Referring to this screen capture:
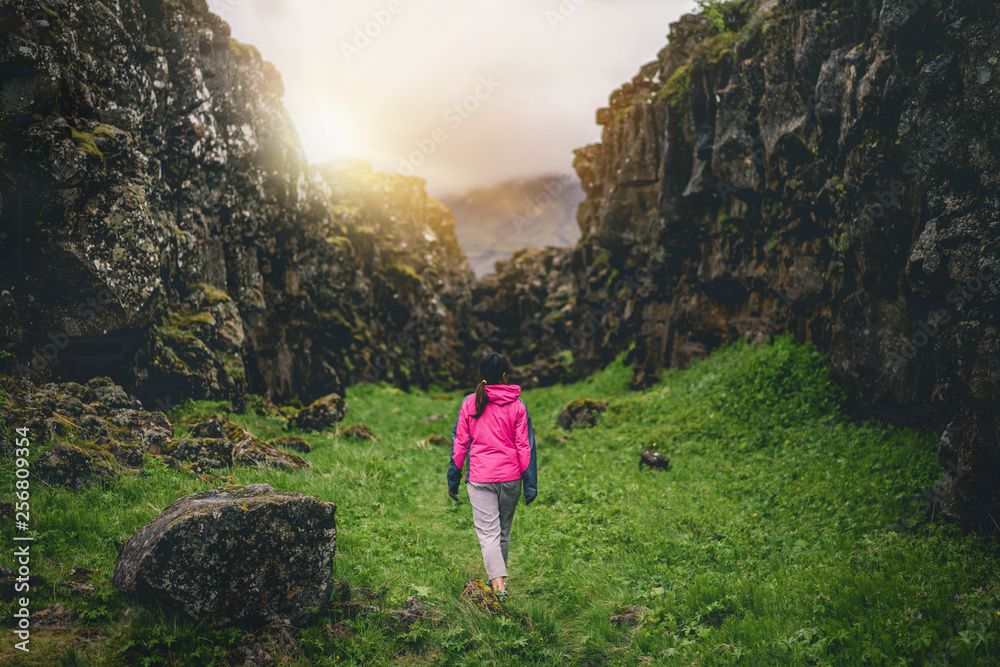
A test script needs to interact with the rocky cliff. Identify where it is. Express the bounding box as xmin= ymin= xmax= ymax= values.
xmin=474 ymin=0 xmax=1000 ymax=533
xmin=0 ymin=0 xmax=476 ymax=409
